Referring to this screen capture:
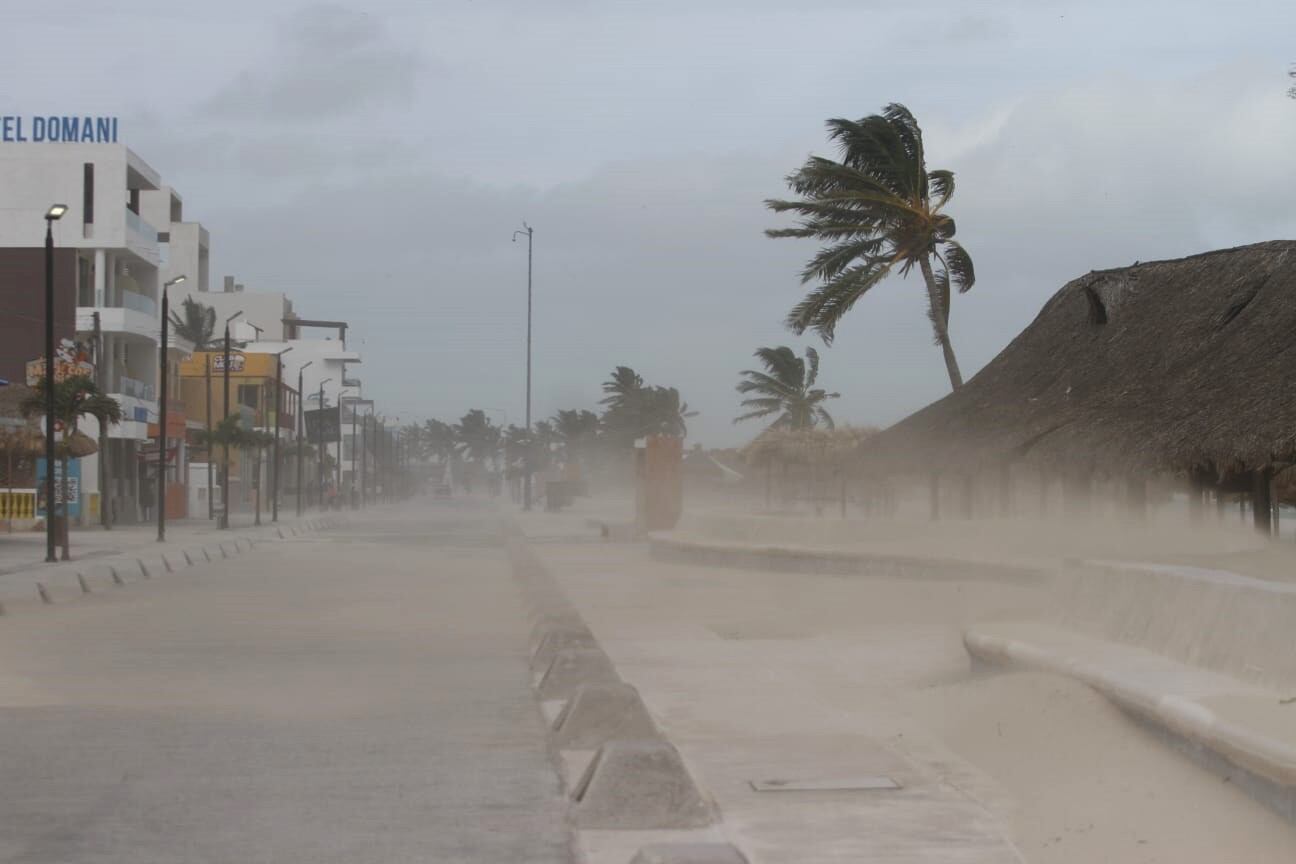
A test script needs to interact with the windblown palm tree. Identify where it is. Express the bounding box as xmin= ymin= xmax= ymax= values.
xmin=641 ymin=386 xmax=697 ymax=438
xmin=421 ymin=419 xmax=457 ymax=463
xmin=735 ymin=346 xmax=839 ymax=430
xmin=552 ymin=409 xmax=600 ymax=464
xmin=766 ymin=103 xmax=976 ymax=389
xmin=168 ymin=296 xmax=217 ymax=348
